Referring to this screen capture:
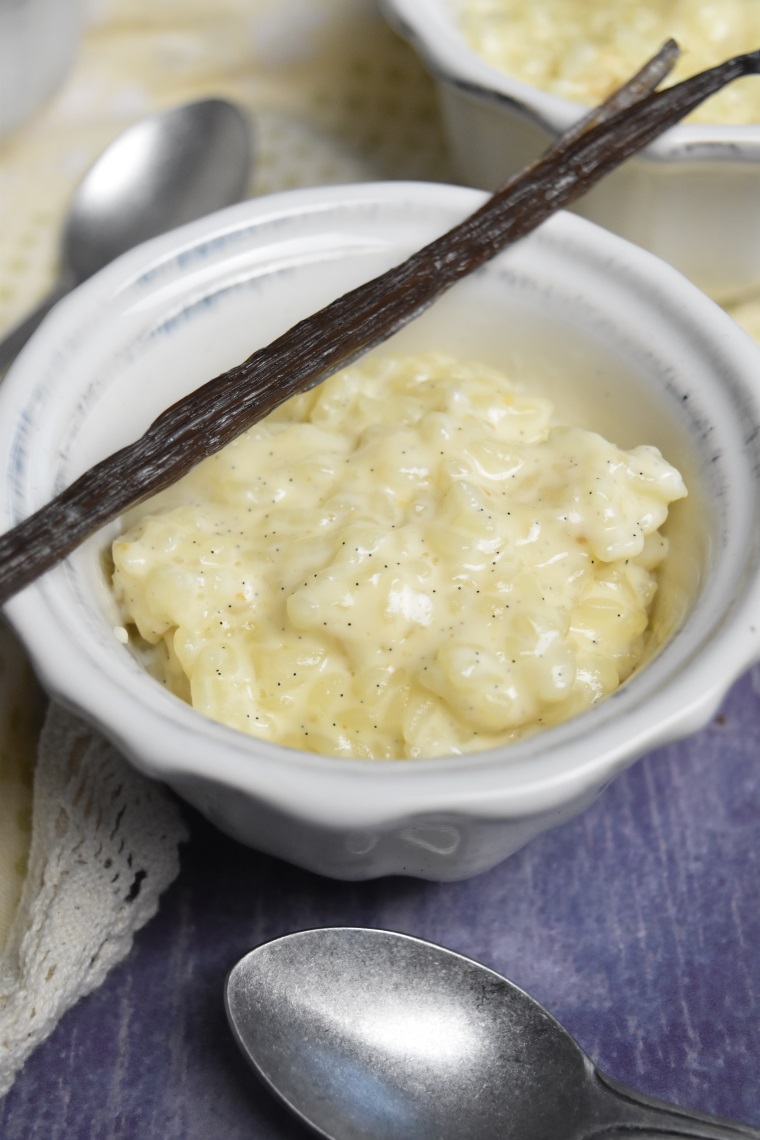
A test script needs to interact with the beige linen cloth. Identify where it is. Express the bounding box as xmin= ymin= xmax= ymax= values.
xmin=0 ymin=0 xmax=758 ymax=1097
